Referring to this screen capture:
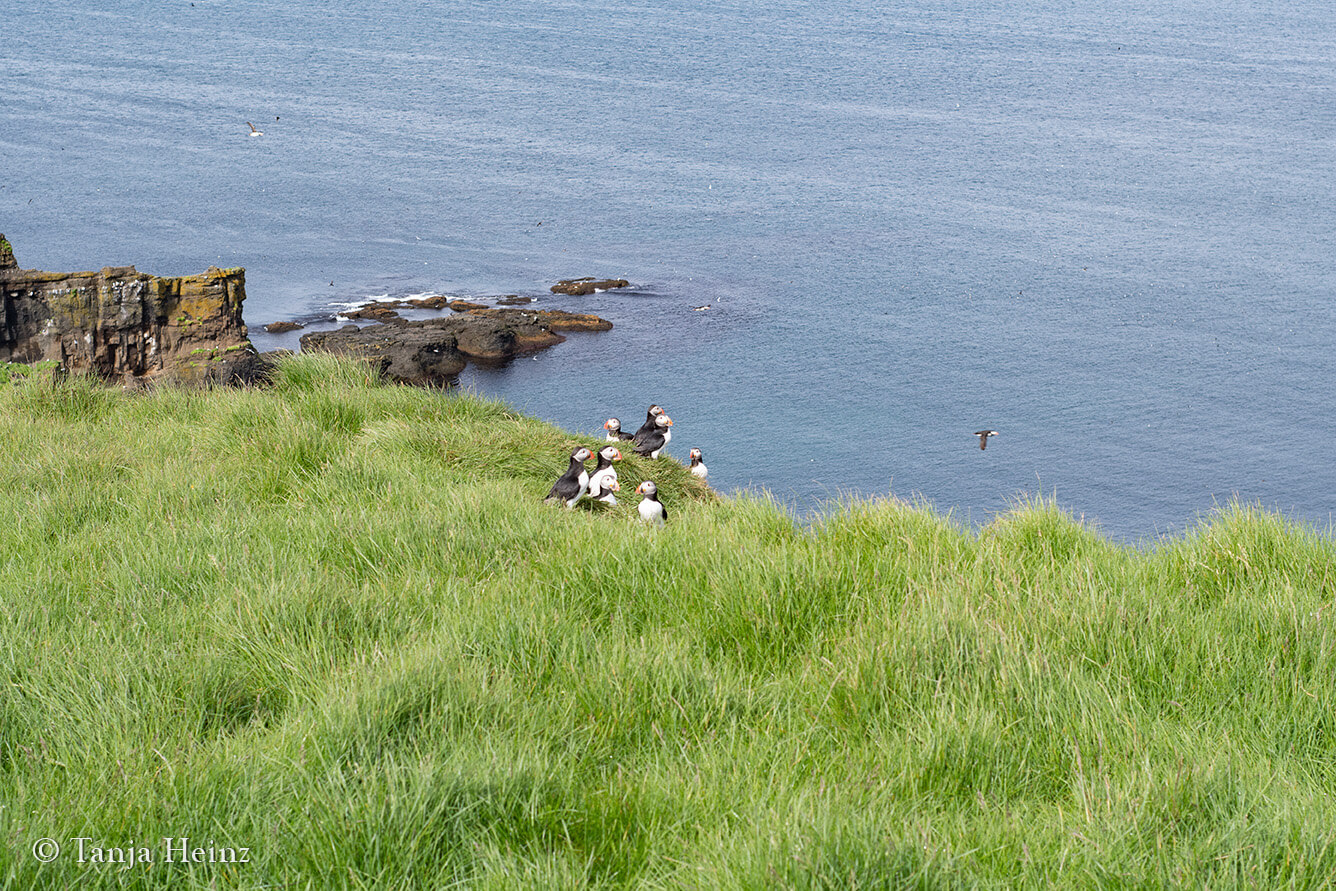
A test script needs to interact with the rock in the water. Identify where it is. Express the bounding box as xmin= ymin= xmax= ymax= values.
xmin=264 ymin=320 xmax=305 ymax=333
xmin=404 ymin=294 xmax=453 ymax=309
xmin=0 ymin=236 xmax=257 ymax=385
xmin=495 ymin=295 xmax=533 ymax=305
xmin=550 ymin=277 xmax=630 ymax=296
xmin=339 ymin=303 xmax=404 ymax=322
xmin=466 ymin=307 xmax=613 ymax=333
xmin=447 ymin=299 xmax=487 ymax=312
xmin=298 ymin=307 xmax=613 ymax=385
